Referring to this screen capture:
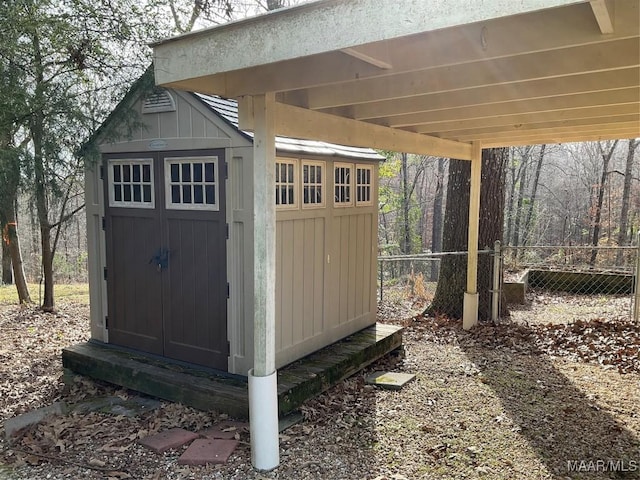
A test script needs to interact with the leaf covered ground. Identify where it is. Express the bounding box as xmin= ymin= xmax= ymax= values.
xmin=1 ymin=295 xmax=639 ymax=479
